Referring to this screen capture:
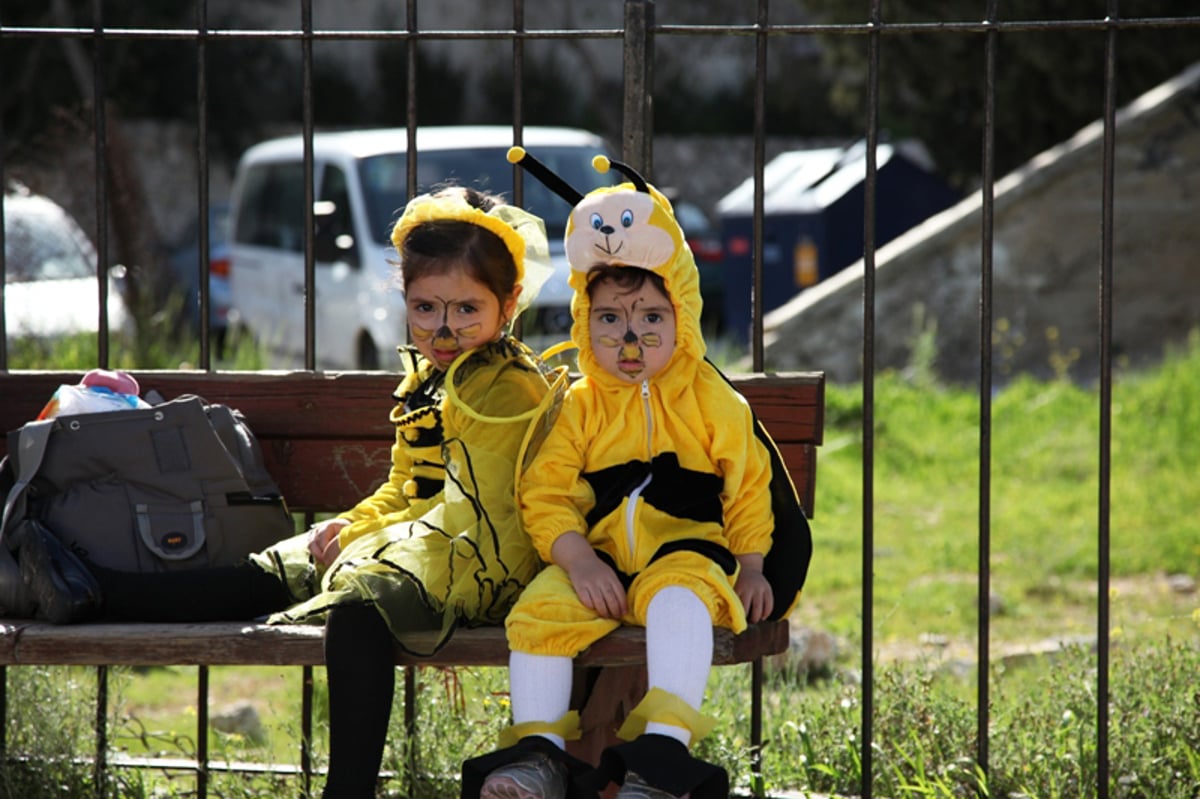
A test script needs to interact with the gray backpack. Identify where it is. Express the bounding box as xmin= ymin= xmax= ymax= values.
xmin=0 ymin=395 xmax=295 ymax=617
